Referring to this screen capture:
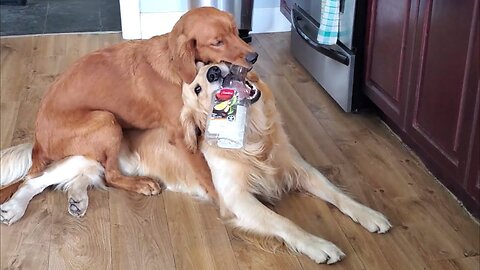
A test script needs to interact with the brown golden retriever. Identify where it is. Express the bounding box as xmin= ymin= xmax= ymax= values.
xmin=1 ymin=64 xmax=391 ymax=264
xmin=0 ymin=7 xmax=257 ymax=203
